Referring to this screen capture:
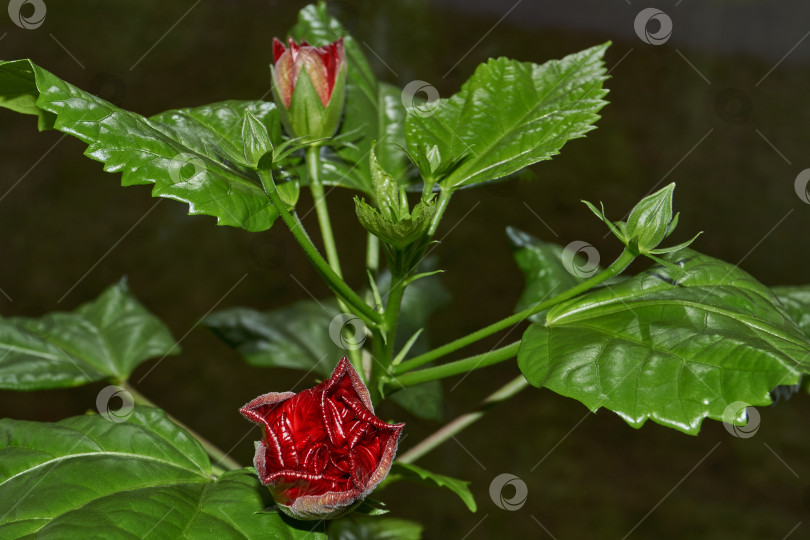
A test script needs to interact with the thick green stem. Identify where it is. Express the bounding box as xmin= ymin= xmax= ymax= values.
xmin=389 ymin=342 xmax=519 ymax=389
xmin=427 ymin=188 xmax=452 ymax=237
xmin=368 ymin=278 xmax=406 ymax=400
xmin=398 ymin=375 xmax=528 ymax=464
xmin=393 ymin=248 xmax=636 ymax=374
xmin=257 ymin=169 xmax=382 ymax=326
xmin=306 ymin=145 xmax=343 ymax=277
xmin=125 ymin=383 xmax=243 ymax=473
